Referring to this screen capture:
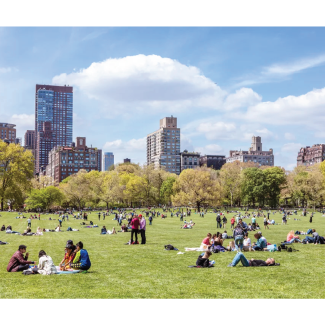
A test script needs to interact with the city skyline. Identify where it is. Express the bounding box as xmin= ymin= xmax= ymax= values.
xmin=1 ymin=28 xmax=325 ymax=169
